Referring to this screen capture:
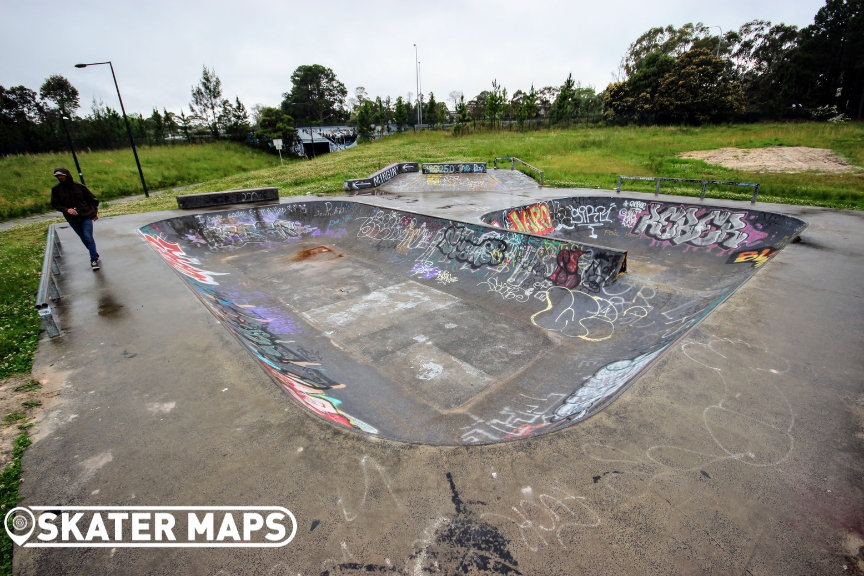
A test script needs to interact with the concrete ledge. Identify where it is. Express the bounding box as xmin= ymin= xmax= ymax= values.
xmin=344 ymin=162 xmax=419 ymax=192
xmin=176 ymin=187 xmax=279 ymax=209
xmin=422 ymin=162 xmax=486 ymax=174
